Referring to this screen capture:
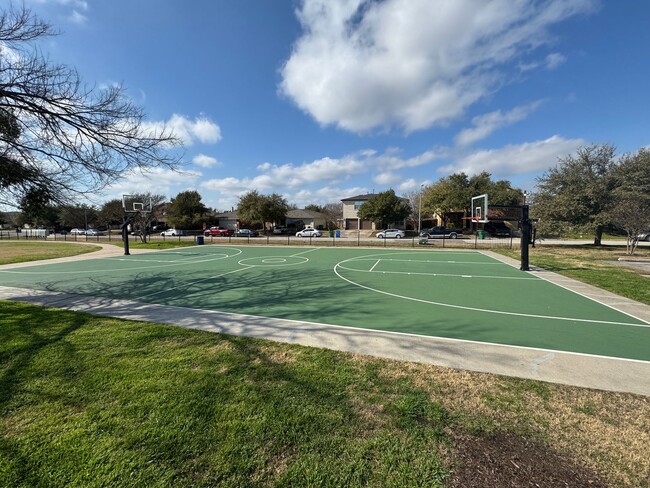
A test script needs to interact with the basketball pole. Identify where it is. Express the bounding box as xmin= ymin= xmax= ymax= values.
xmin=520 ymin=205 xmax=530 ymax=271
xmin=120 ymin=211 xmax=139 ymax=256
